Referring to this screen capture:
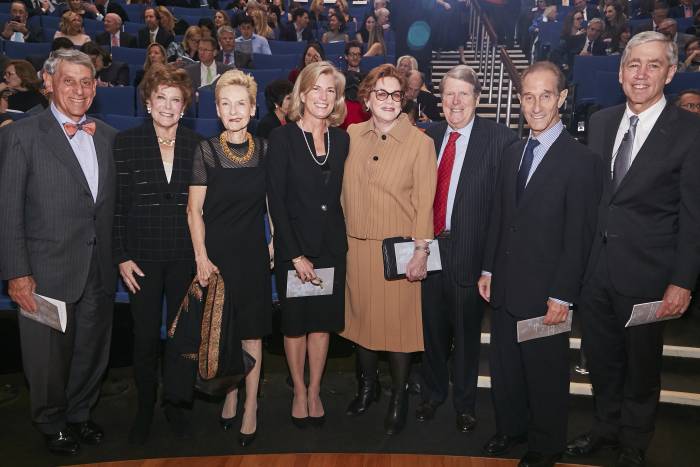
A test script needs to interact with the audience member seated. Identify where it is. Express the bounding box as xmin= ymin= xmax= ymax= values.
xmin=168 ymin=25 xmax=201 ymax=65
xmin=280 ymin=7 xmax=313 ymax=42
xmin=658 ymin=18 xmax=694 ymax=52
xmin=54 ymin=11 xmax=91 ymax=46
xmin=671 ymin=0 xmax=698 ymax=19
xmin=637 ymin=2 xmax=670 ymax=33
xmin=562 ymin=10 xmax=586 ymax=43
xmin=57 ymin=0 xmax=98 ymax=21
xmin=309 ymin=0 xmax=327 ymax=30
xmin=612 ymin=23 xmax=632 ymax=53
xmin=27 ymin=36 xmax=73 ymax=71
xmin=1 ymin=1 xmax=43 ymax=43
xmin=574 ymin=0 xmax=601 ymax=22
xmin=344 ymin=40 xmax=363 ymax=76
xmin=518 ymin=0 xmax=547 ymax=61
xmin=375 ymin=6 xmax=390 ymax=31
xmin=356 ymin=14 xmax=376 ymax=44
xmin=158 ymin=6 xmax=188 ymax=38
xmin=288 ymin=41 xmax=324 ymax=83
xmin=401 ymin=99 xmax=420 ymax=126
xmin=689 ymin=9 xmax=700 ymax=35
xmin=597 ymin=0 xmax=628 ymax=17
xmin=249 ymin=9 xmax=275 ymax=41
xmin=565 ymin=17 xmax=607 ymax=69
xmin=218 ymin=25 xmax=251 ymax=68
xmin=0 ymin=89 xmax=15 ymax=127
xmin=82 ymin=42 xmax=130 ymax=87
xmin=198 ymin=17 xmax=216 ymax=40
xmin=396 ymin=54 xmax=419 ymax=77
xmin=138 ymin=7 xmax=175 ymax=49
xmin=680 ymin=38 xmax=700 ymax=71
xmin=135 ymin=43 xmax=168 ymax=87
xmin=364 ymin=22 xmax=386 ymax=57
xmin=236 ymin=17 xmax=271 ymax=56
xmin=0 ymin=59 xmax=47 ymax=112
xmin=22 ymin=0 xmax=57 ymax=17
xmin=257 ymin=78 xmax=292 ymax=138
xmin=602 ymin=1 xmax=628 ymax=51
xmin=214 ymin=9 xmax=231 ymax=30
xmin=322 ymin=13 xmax=349 ymax=44
xmin=405 ymin=69 xmax=442 ymax=122
xmin=96 ymin=13 xmax=138 ymax=49
xmin=184 ymin=37 xmax=232 ymax=89
xmin=675 ymin=88 xmax=700 ymax=114
xmin=94 ymin=0 xmax=129 ymax=23
xmin=529 ymin=5 xmax=557 ymax=36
